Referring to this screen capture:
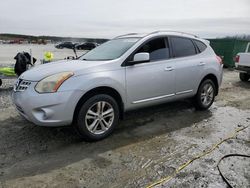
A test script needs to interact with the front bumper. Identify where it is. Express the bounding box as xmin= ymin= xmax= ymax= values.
xmin=12 ymin=82 xmax=83 ymax=127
